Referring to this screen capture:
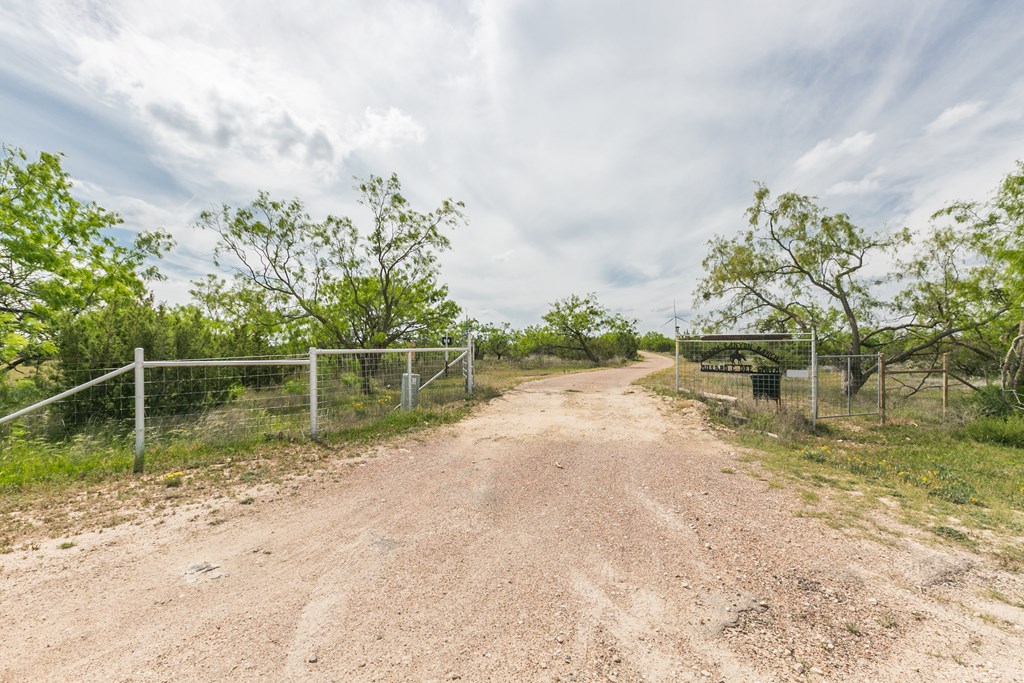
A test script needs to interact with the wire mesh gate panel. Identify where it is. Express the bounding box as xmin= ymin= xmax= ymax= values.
xmin=142 ymin=356 xmax=312 ymax=449
xmin=815 ymin=354 xmax=881 ymax=420
xmin=0 ymin=345 xmax=473 ymax=473
xmin=677 ymin=334 xmax=813 ymax=414
xmin=314 ymin=348 xmax=471 ymax=436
